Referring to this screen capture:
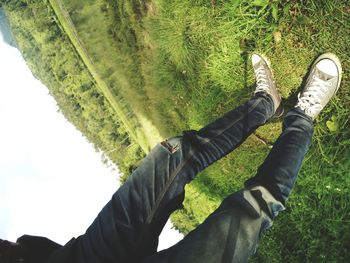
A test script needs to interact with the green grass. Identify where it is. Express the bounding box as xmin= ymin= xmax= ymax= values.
xmin=3 ymin=0 xmax=350 ymax=261
xmin=49 ymin=0 xmax=152 ymax=153
xmin=142 ymin=1 xmax=350 ymax=261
